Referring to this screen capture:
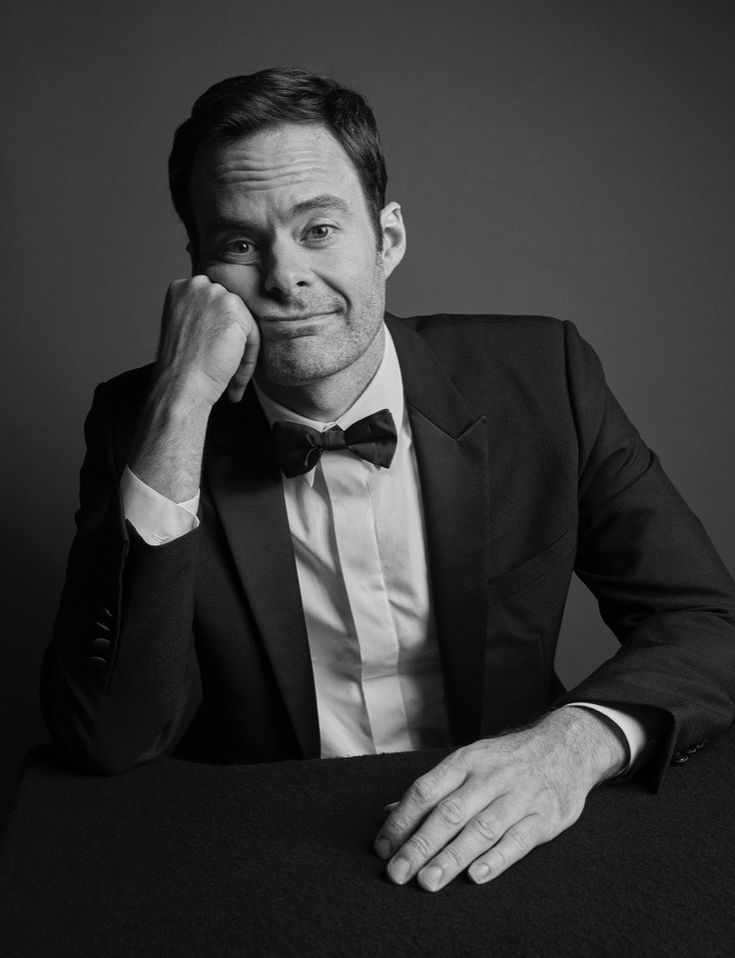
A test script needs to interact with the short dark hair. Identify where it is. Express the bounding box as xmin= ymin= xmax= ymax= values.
xmin=168 ymin=67 xmax=388 ymax=253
